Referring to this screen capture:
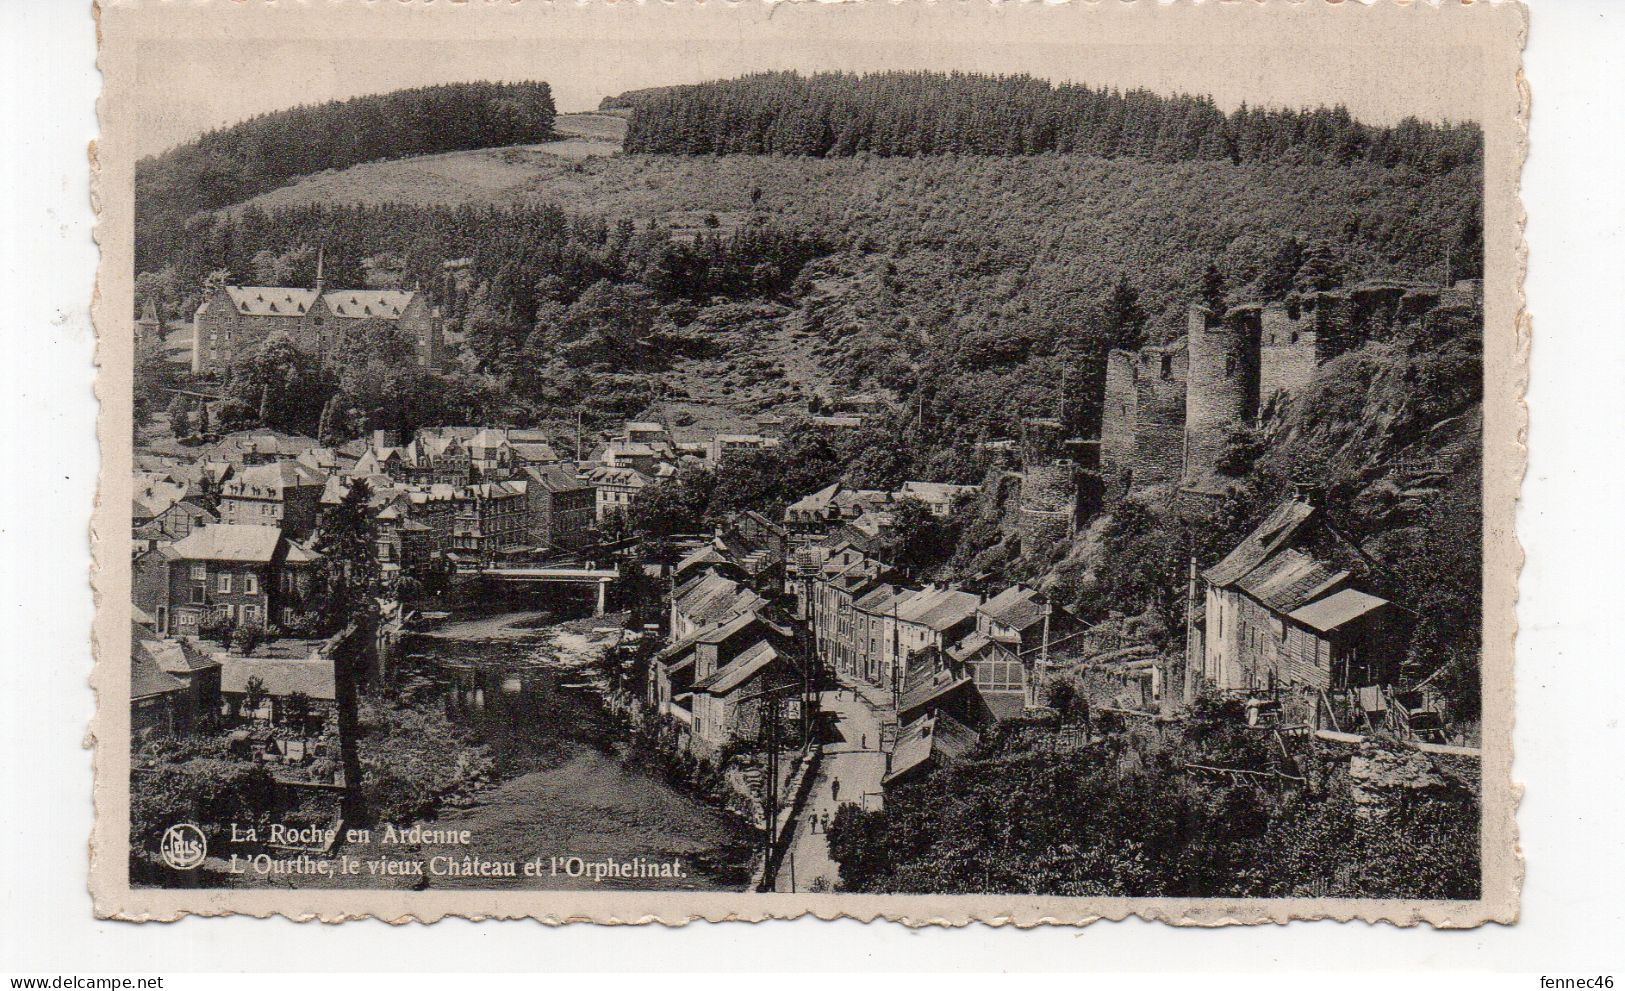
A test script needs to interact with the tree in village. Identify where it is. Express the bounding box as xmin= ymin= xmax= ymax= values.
xmin=887 ymin=497 xmax=960 ymax=579
xmin=313 ymin=478 xmax=382 ymax=633
xmin=226 ymin=331 xmax=334 ymax=436
xmin=166 ymin=394 xmax=193 ymax=438
xmin=242 ymin=676 xmax=269 ymax=722
xmin=312 ymin=478 xmax=382 ymax=821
